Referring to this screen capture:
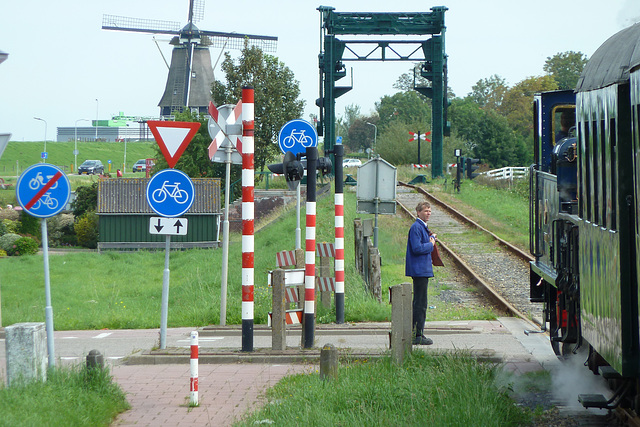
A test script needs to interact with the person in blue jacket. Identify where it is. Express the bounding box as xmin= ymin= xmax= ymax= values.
xmin=405 ymin=201 xmax=436 ymax=345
